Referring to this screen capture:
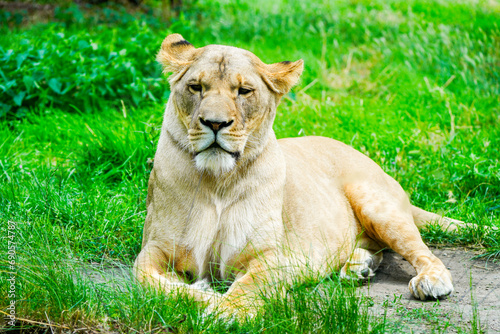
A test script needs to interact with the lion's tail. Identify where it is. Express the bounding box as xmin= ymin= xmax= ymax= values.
xmin=411 ymin=205 xmax=465 ymax=232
